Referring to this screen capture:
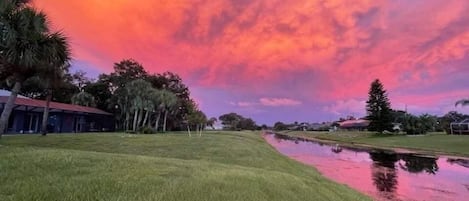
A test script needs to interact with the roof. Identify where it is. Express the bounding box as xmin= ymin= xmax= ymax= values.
xmin=0 ymin=96 xmax=112 ymax=115
xmin=339 ymin=119 xmax=370 ymax=128
xmin=0 ymin=89 xmax=30 ymax=99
